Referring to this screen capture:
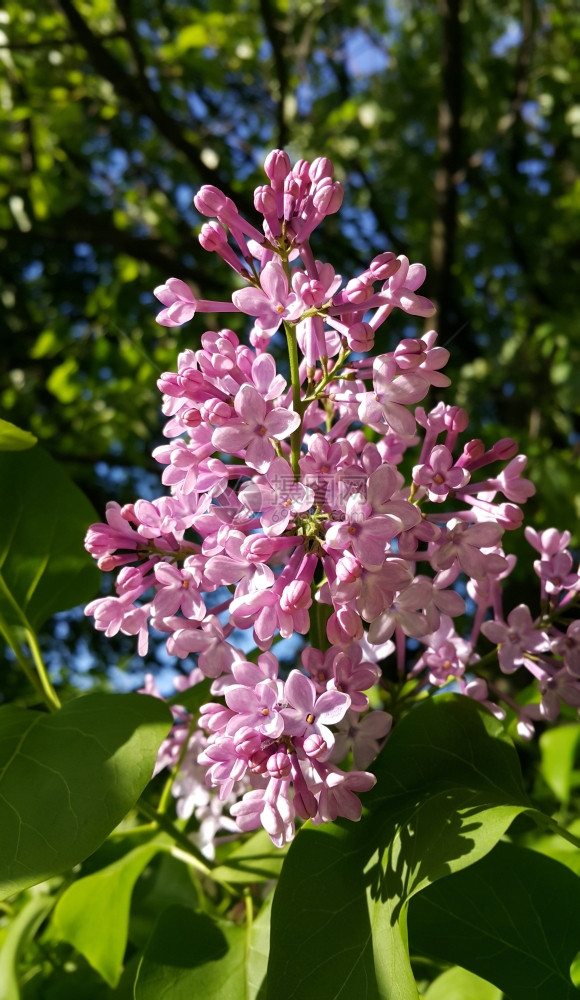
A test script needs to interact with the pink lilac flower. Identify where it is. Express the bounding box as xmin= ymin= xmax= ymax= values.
xmin=232 ymin=260 xmax=304 ymax=337
xmin=534 ymin=551 xmax=579 ymax=597
xmin=417 ymin=616 xmax=474 ymax=686
xmin=413 ymin=445 xmax=470 ymax=501
xmin=481 ymin=604 xmax=549 ymax=673
xmin=430 ymin=520 xmax=508 ymax=580
xmin=85 ymin=147 xmax=575 ymax=838
xmin=331 ymin=709 xmax=392 ymax=768
xmin=552 ymin=622 xmax=580 ymax=676
xmin=324 ymin=493 xmax=406 ymax=570
xmin=367 ymin=578 xmax=433 ymax=643
xmin=314 ymin=769 xmax=377 ymax=824
xmin=359 ymin=355 xmax=428 ymax=437
xmin=525 ymin=526 xmax=571 ymax=559
xmin=224 ymin=679 xmax=284 ymax=738
xmin=281 ymin=670 xmax=351 ymax=757
xmin=212 ymin=384 xmax=300 ymax=473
